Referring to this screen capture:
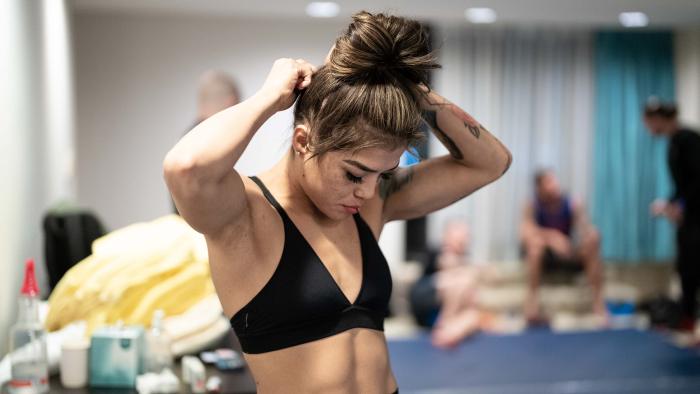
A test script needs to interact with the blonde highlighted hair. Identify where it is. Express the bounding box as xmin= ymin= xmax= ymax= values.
xmin=294 ymin=11 xmax=440 ymax=157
